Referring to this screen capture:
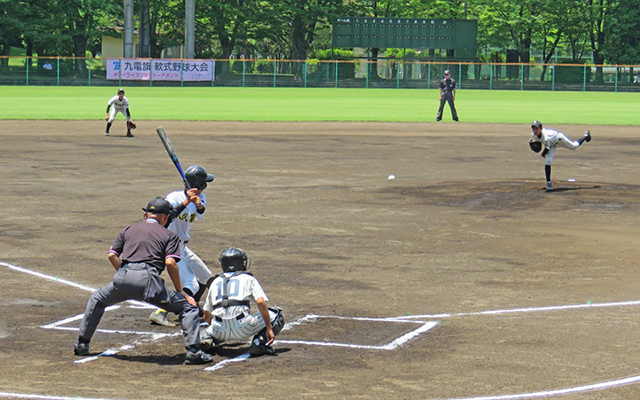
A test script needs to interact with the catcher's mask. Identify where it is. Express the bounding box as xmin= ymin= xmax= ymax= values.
xmin=185 ymin=165 xmax=214 ymax=190
xmin=219 ymin=247 xmax=250 ymax=272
